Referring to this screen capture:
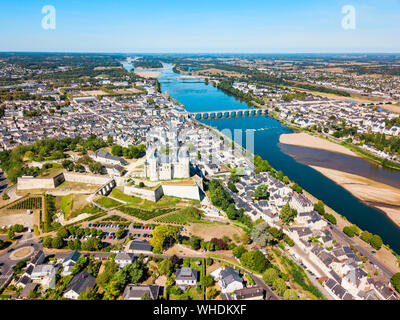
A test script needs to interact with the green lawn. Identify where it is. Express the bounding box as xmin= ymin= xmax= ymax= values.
xmin=95 ymin=196 xmax=122 ymax=208
xmin=59 ymin=194 xmax=73 ymax=216
xmin=69 ymin=204 xmax=102 ymax=219
xmin=111 ymin=188 xmax=143 ymax=204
